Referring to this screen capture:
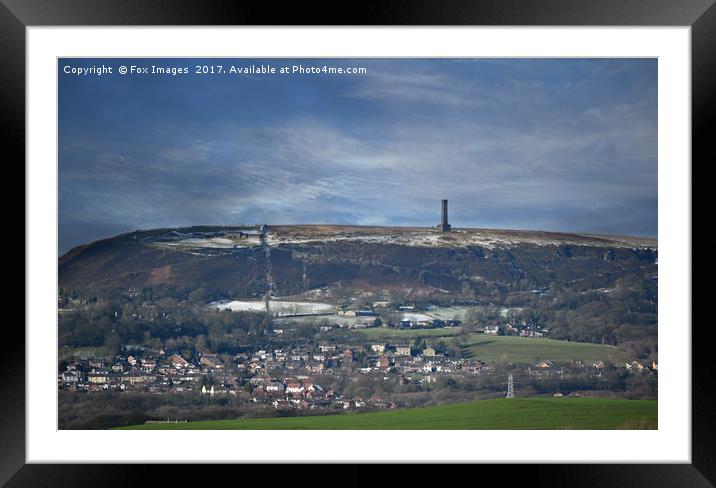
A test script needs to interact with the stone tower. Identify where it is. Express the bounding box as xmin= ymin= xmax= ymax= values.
xmin=437 ymin=199 xmax=451 ymax=232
